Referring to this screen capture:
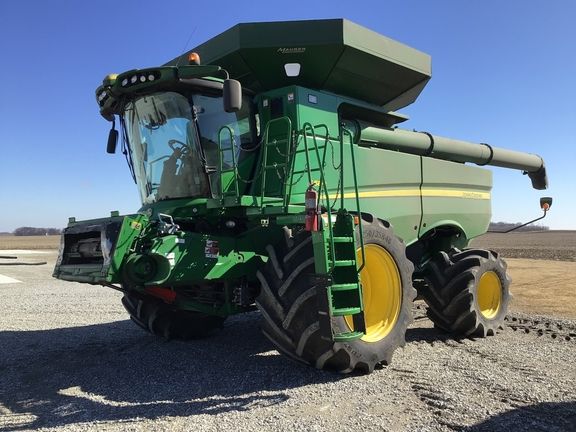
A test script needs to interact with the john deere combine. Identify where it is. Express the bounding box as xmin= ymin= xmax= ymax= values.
xmin=54 ymin=19 xmax=549 ymax=373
